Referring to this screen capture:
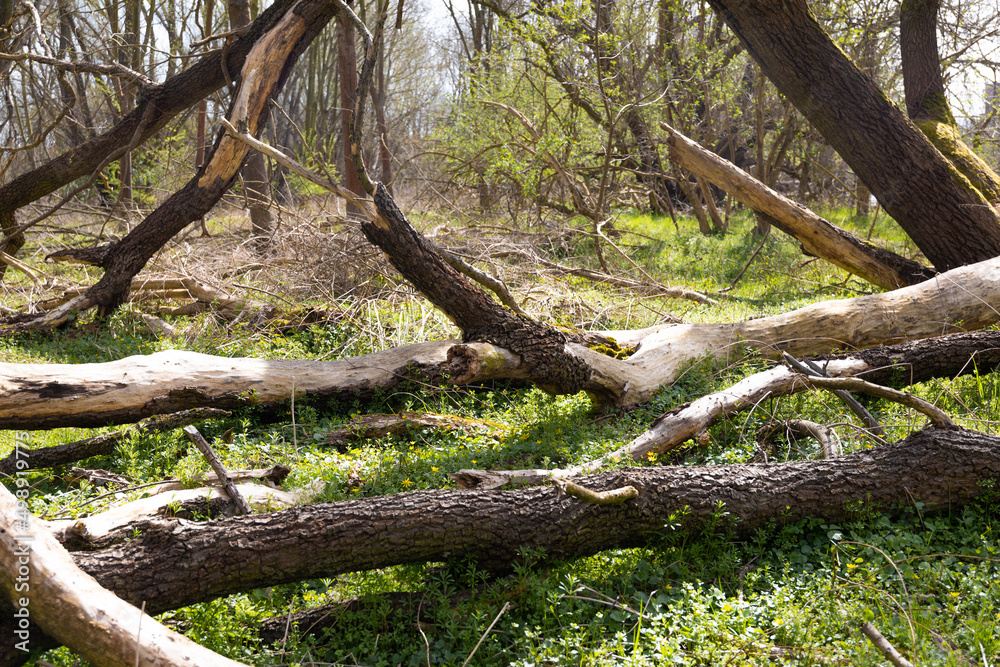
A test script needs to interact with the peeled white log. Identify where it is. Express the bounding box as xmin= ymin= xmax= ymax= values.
xmin=47 ymin=482 xmax=324 ymax=546
xmin=0 ymin=483 xmax=250 ymax=667
xmin=1 ymin=257 xmax=999 ymax=428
